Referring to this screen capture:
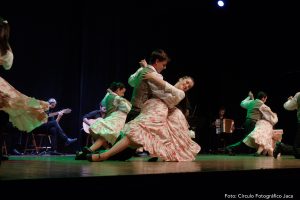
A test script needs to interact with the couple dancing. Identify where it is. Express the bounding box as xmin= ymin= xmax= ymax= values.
xmin=77 ymin=49 xmax=201 ymax=162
